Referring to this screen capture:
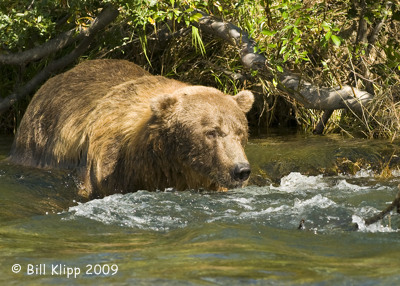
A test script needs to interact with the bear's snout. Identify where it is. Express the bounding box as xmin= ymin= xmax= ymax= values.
xmin=232 ymin=162 xmax=251 ymax=182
